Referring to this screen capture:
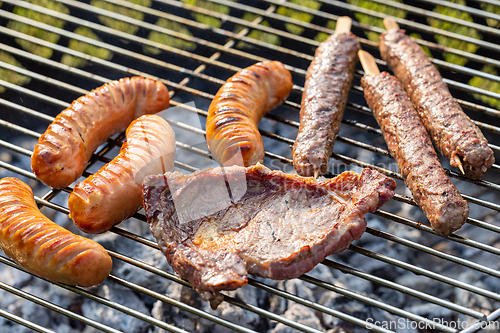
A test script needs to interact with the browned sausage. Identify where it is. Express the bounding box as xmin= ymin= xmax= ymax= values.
xmin=31 ymin=77 xmax=170 ymax=189
xmin=206 ymin=61 xmax=293 ymax=167
xmin=379 ymin=28 xmax=494 ymax=179
xmin=0 ymin=177 xmax=112 ymax=286
xmin=68 ymin=114 xmax=176 ymax=234
xmin=360 ymin=57 xmax=469 ymax=236
xmin=292 ymin=23 xmax=360 ymax=177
